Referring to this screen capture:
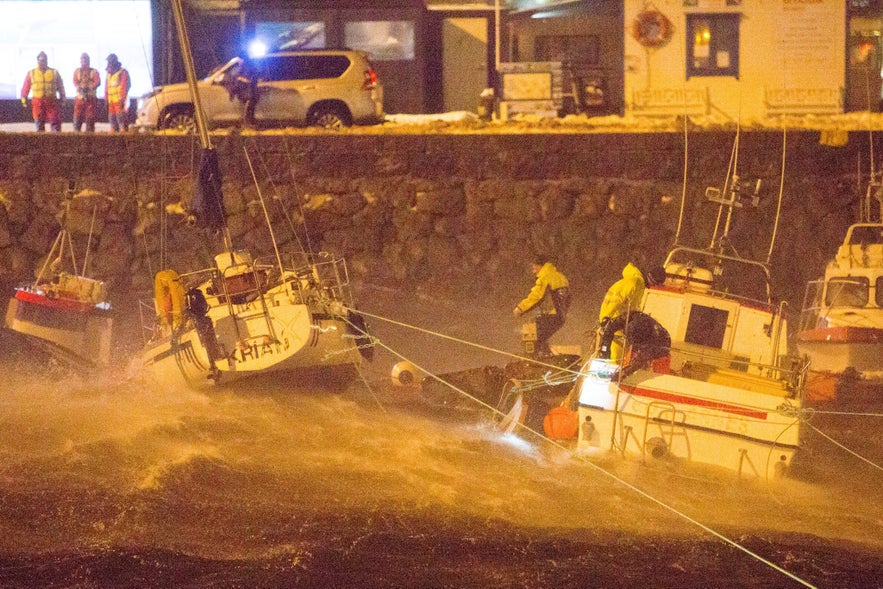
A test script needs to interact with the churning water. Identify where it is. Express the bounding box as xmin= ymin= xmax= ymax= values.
xmin=0 ymin=332 xmax=881 ymax=587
